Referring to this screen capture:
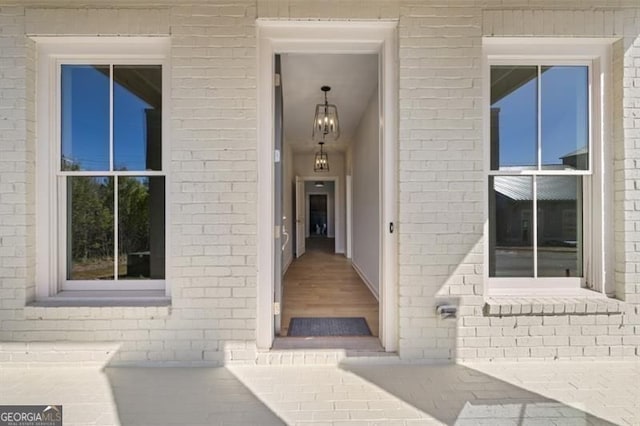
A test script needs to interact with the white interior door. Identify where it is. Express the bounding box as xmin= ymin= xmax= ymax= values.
xmin=295 ymin=176 xmax=306 ymax=257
